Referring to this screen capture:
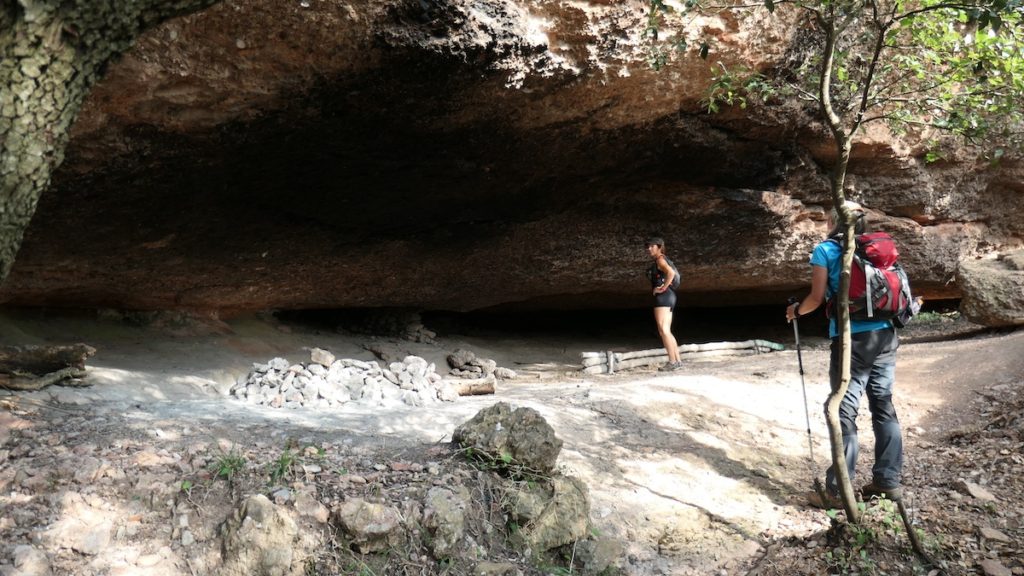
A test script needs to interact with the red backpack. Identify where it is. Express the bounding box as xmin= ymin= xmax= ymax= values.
xmin=827 ymin=232 xmax=915 ymax=326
